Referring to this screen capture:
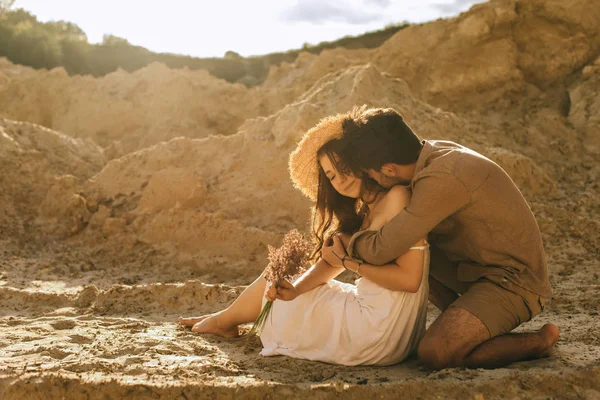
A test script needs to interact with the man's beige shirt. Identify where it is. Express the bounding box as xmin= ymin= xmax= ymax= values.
xmin=348 ymin=140 xmax=552 ymax=298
